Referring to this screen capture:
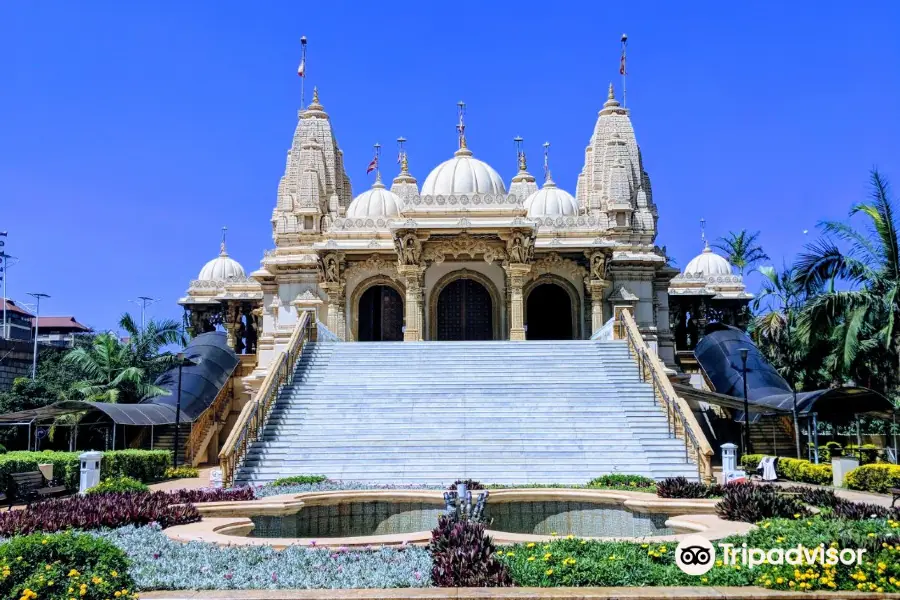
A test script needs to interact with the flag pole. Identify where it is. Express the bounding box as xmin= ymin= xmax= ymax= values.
xmin=299 ymin=36 xmax=308 ymax=108
xmin=620 ymin=33 xmax=628 ymax=107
